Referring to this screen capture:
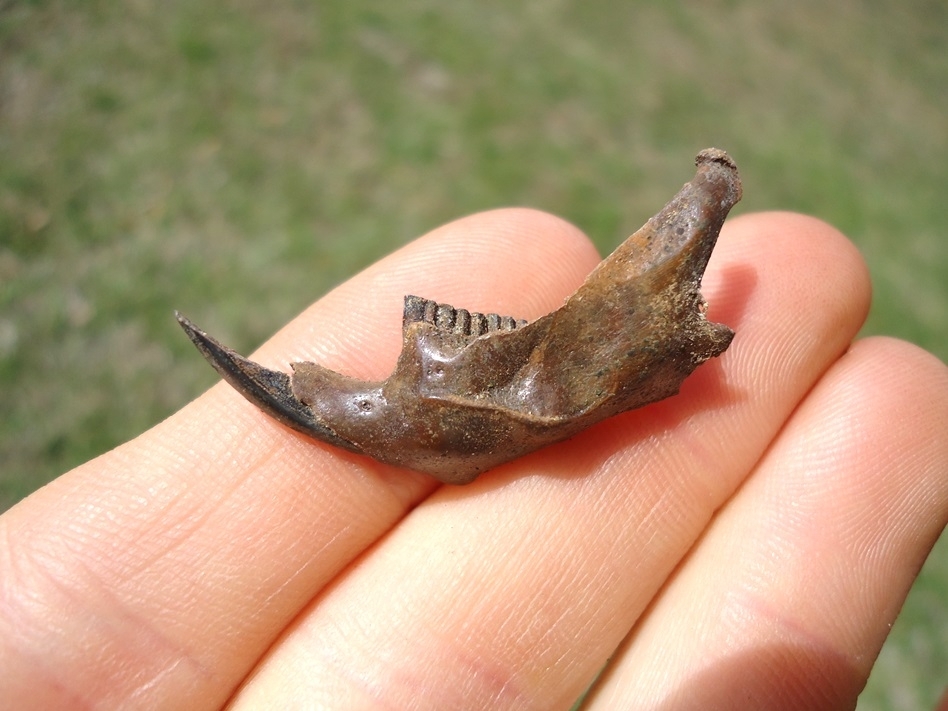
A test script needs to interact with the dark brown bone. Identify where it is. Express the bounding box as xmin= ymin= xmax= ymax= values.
xmin=177 ymin=148 xmax=740 ymax=484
